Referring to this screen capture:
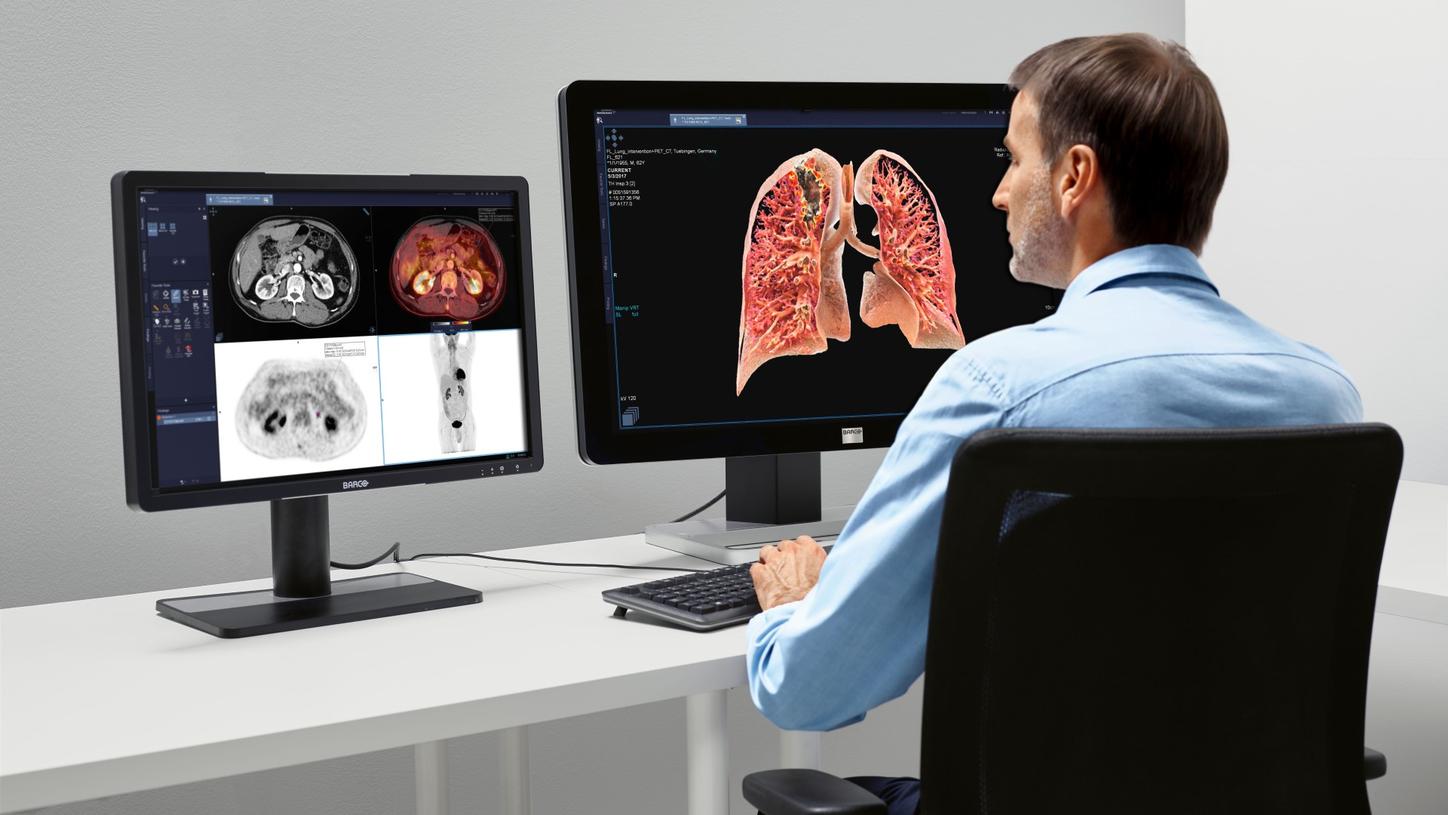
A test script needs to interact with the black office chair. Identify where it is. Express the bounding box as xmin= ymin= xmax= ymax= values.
xmin=745 ymin=424 xmax=1401 ymax=815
